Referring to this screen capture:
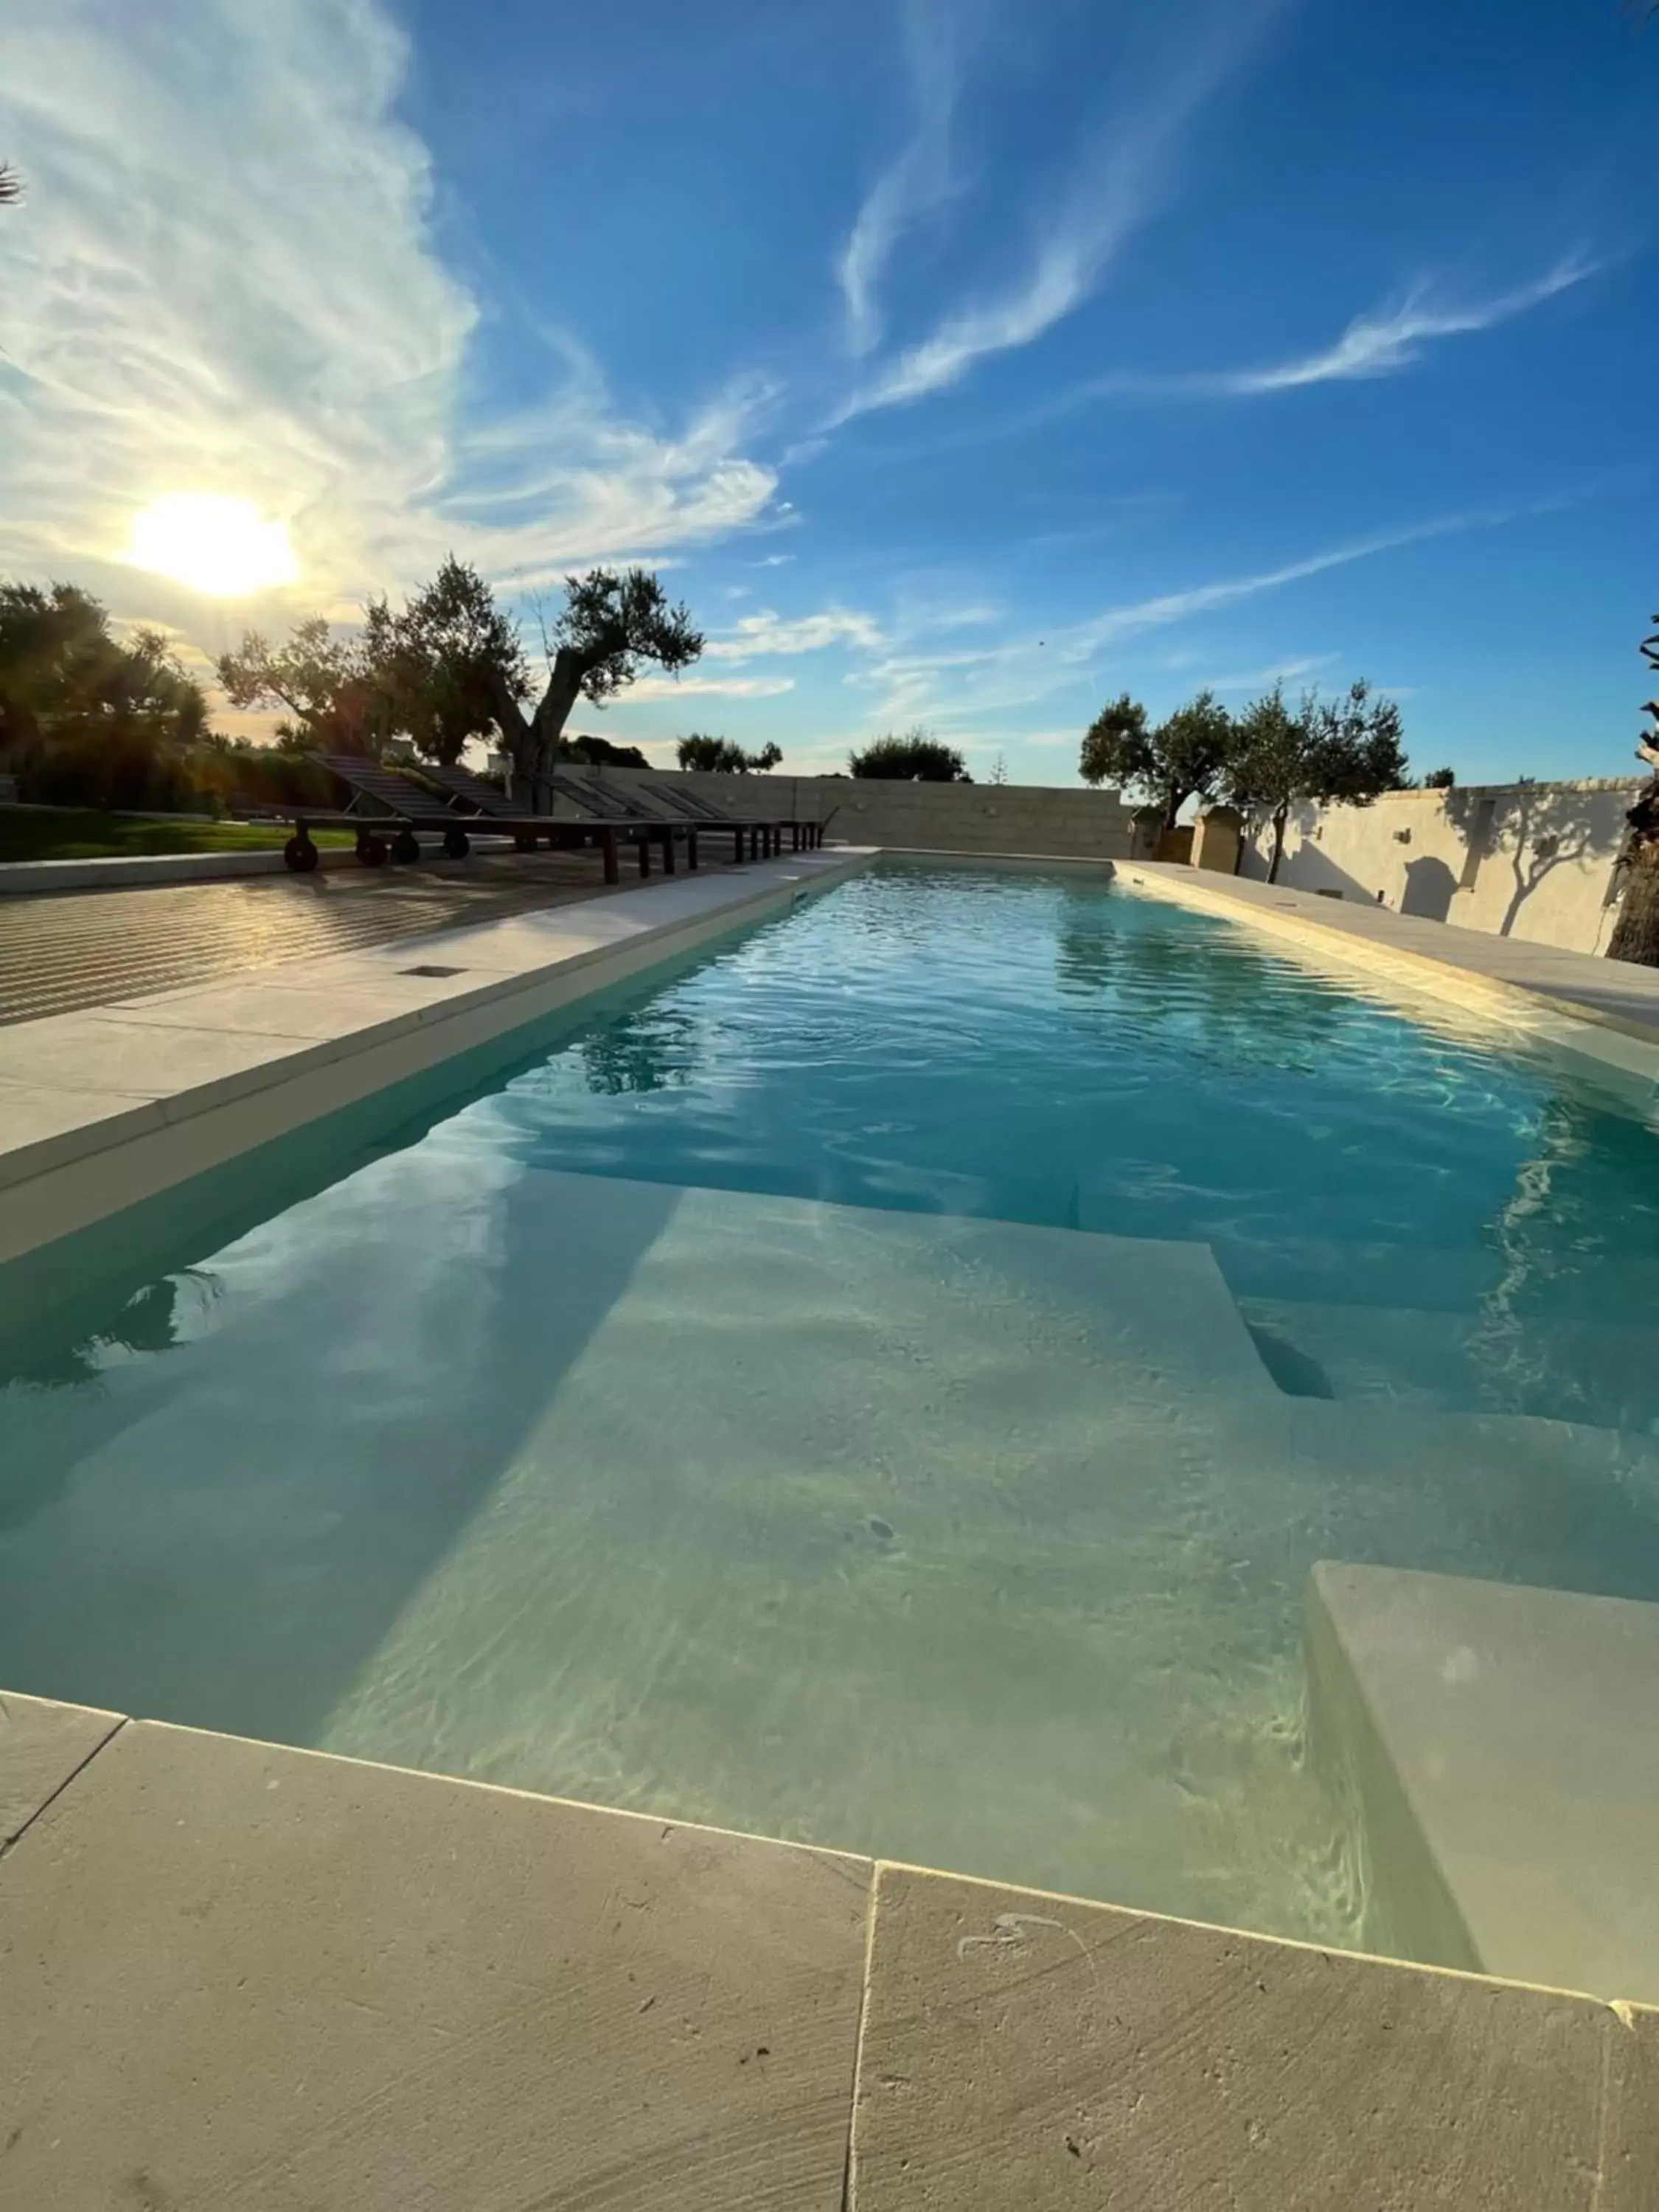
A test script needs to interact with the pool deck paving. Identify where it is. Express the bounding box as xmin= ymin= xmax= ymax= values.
xmin=1 ymin=1688 xmax=1654 ymax=2209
